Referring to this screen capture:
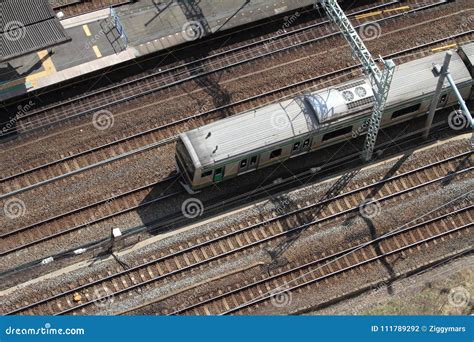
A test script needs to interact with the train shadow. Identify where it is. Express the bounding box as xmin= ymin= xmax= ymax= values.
xmin=440 ymin=153 xmax=472 ymax=186
xmin=134 ymin=131 xmax=371 ymax=245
